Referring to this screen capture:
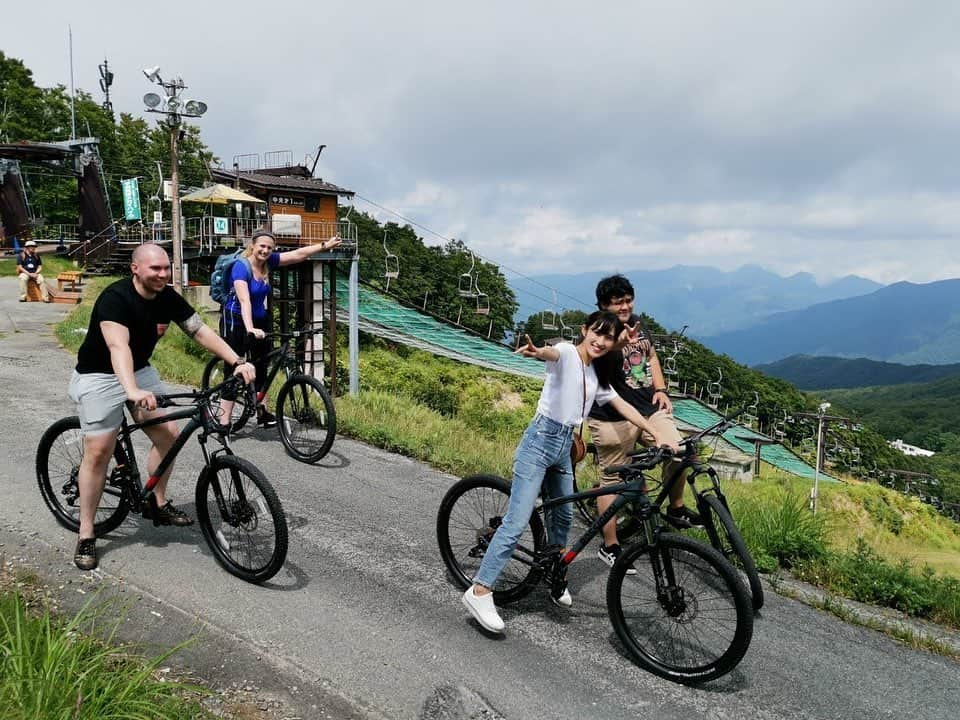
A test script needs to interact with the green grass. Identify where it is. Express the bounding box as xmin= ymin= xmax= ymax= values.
xmin=0 ymin=590 xmax=211 ymax=719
